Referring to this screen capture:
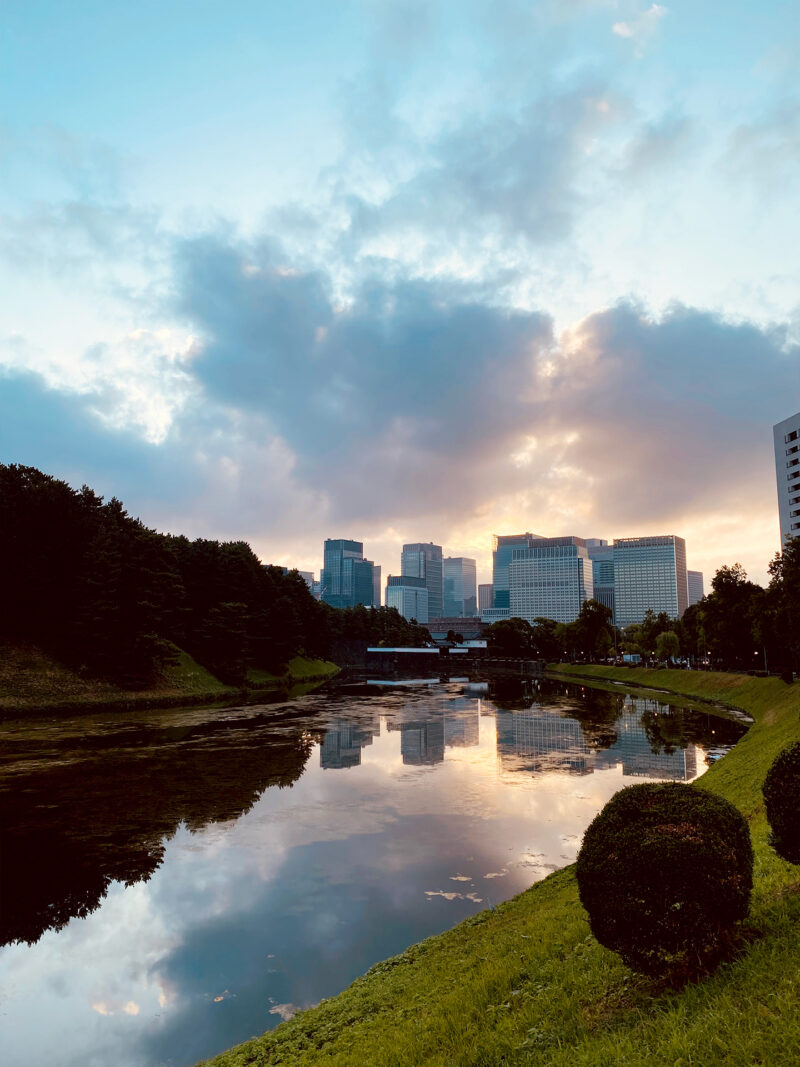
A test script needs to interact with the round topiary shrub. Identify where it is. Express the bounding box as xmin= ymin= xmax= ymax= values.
xmin=763 ymin=741 xmax=800 ymax=864
xmin=576 ymin=782 xmax=753 ymax=977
